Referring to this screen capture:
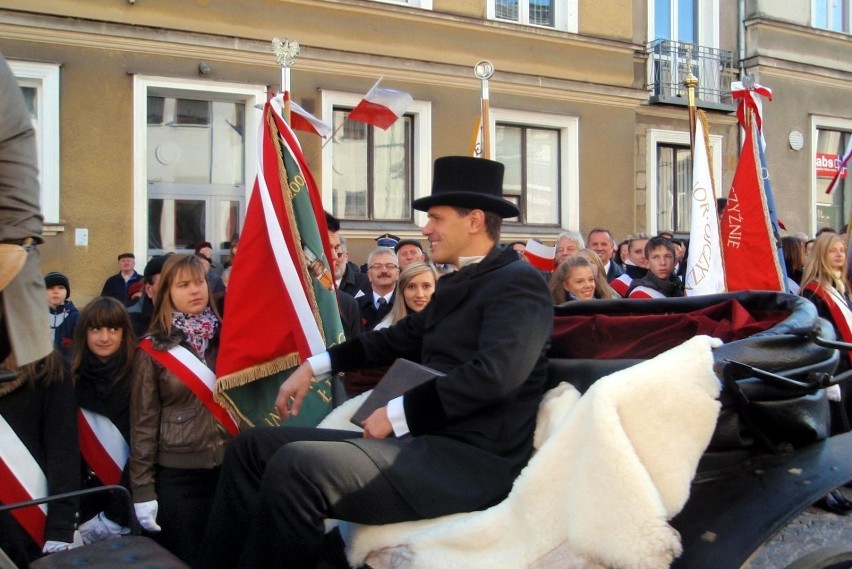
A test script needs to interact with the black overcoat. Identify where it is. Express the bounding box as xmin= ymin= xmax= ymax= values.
xmin=328 ymin=245 xmax=552 ymax=517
